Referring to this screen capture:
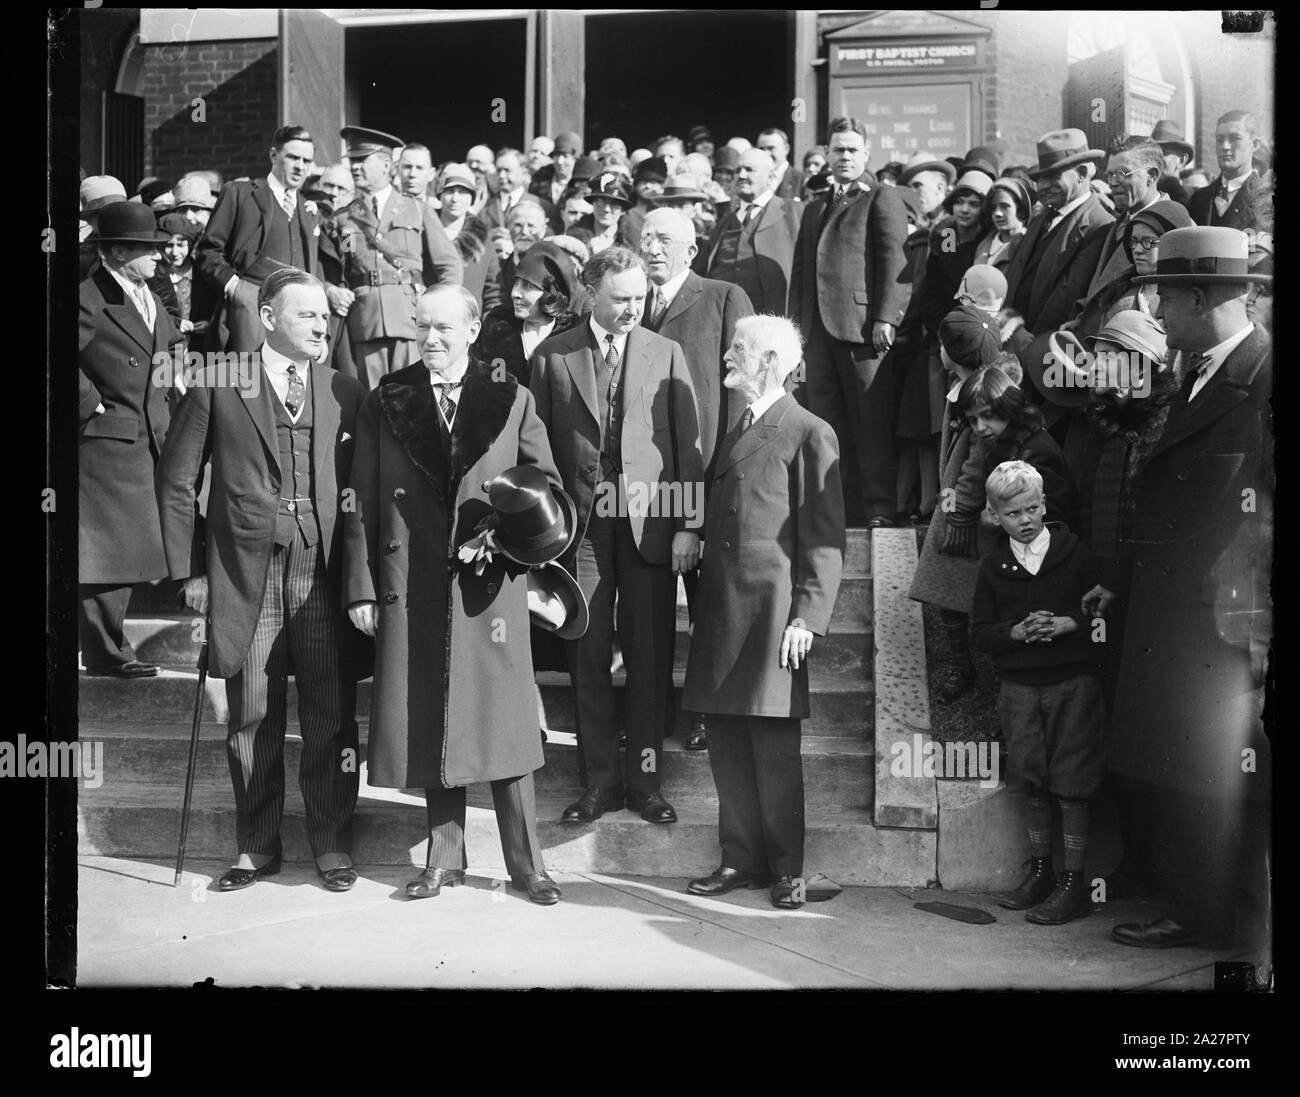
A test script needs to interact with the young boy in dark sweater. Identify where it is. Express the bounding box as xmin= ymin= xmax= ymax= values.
xmin=970 ymin=460 xmax=1105 ymax=925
